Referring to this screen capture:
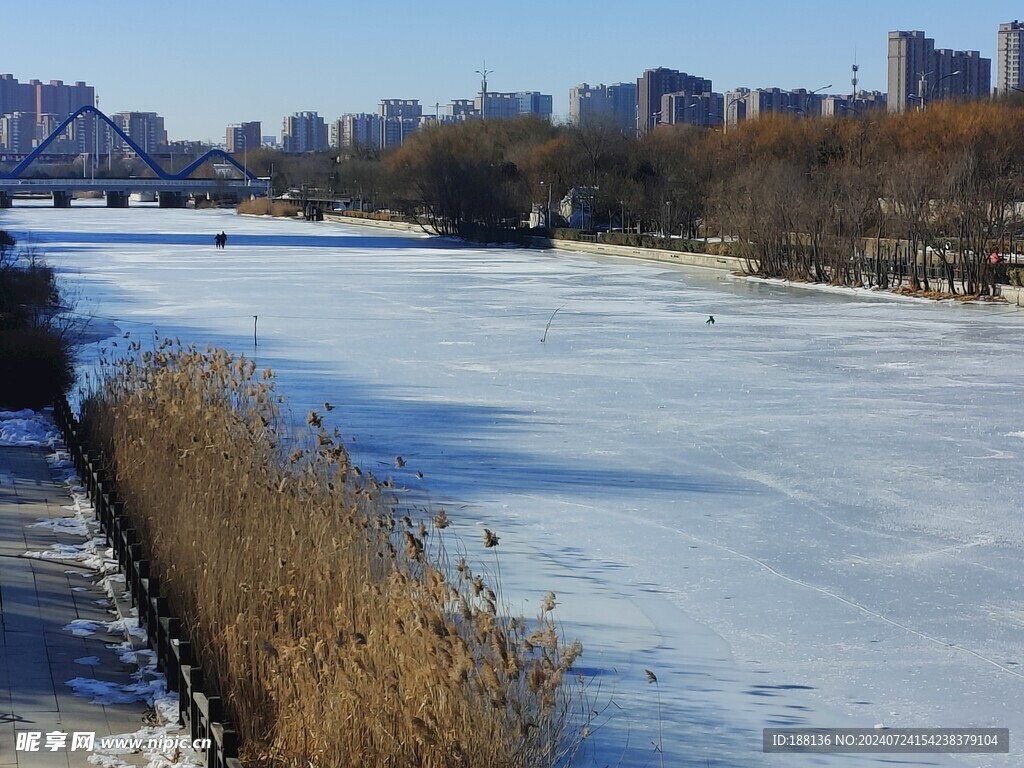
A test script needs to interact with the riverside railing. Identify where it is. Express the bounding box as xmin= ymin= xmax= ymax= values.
xmin=53 ymin=396 xmax=243 ymax=768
